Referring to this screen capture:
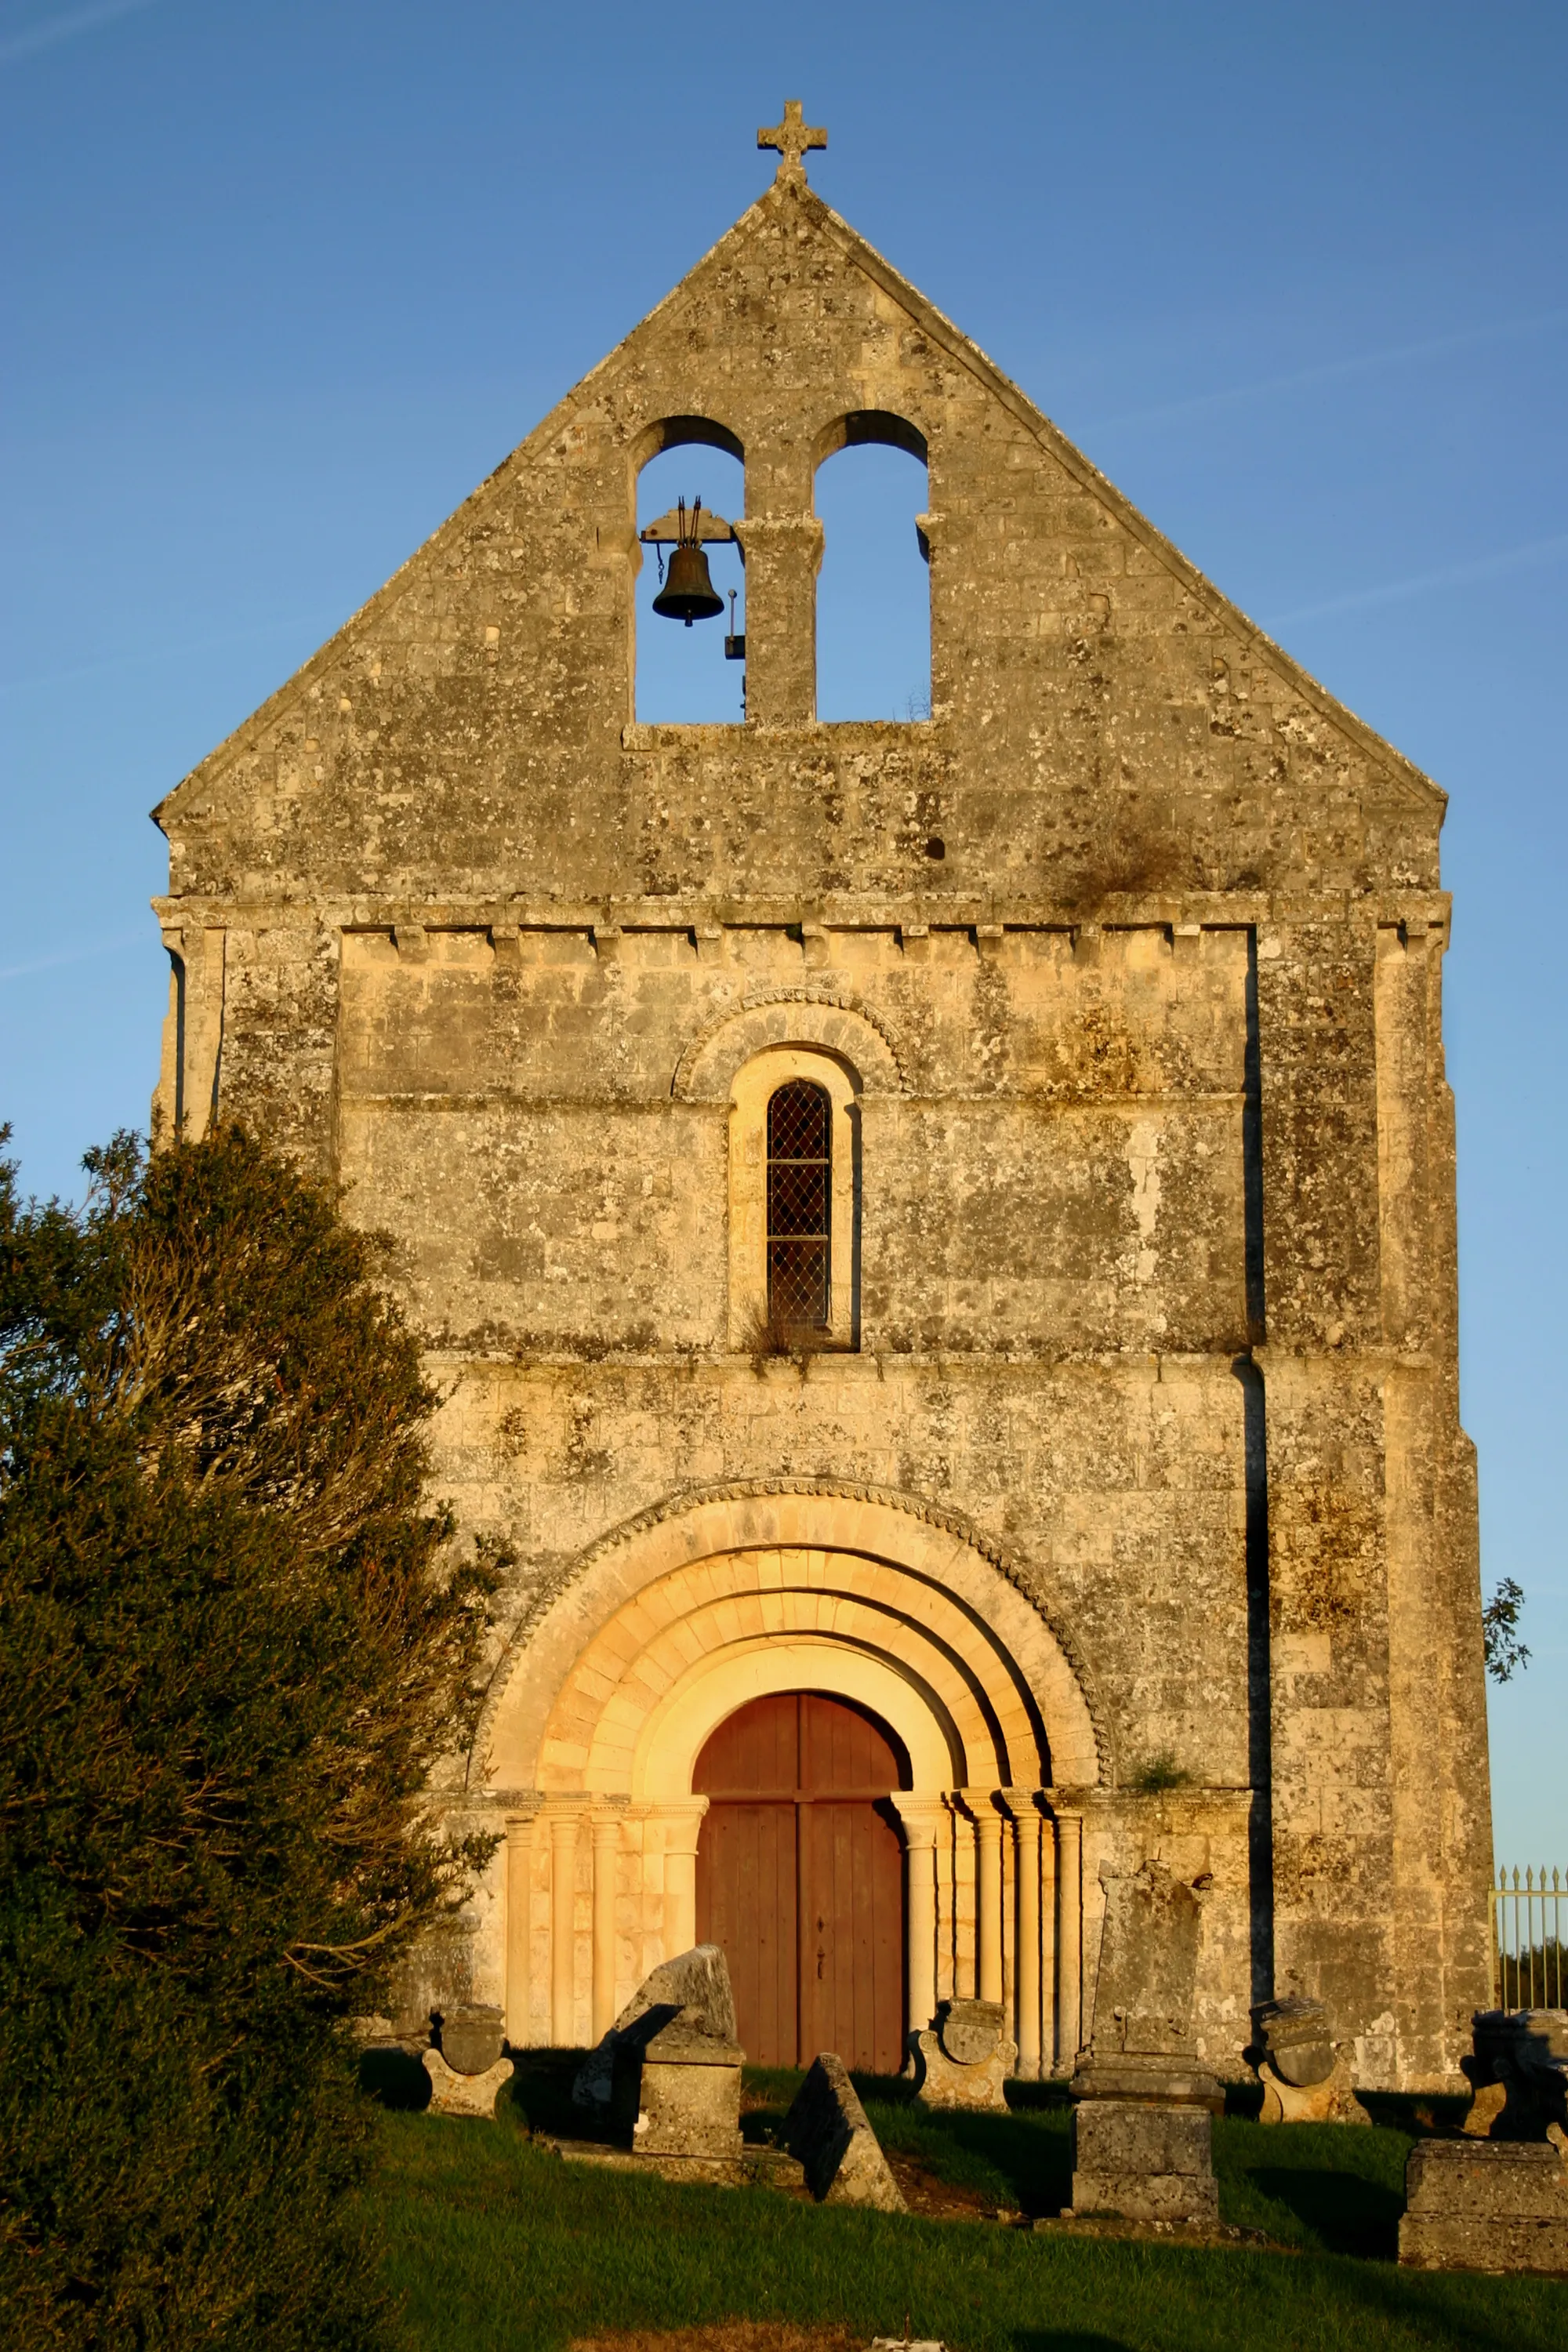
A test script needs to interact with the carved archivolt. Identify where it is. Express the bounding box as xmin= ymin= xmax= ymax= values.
xmin=469 ymin=1478 xmax=1111 ymax=1794
xmin=672 ymin=984 xmax=908 ymax=1100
